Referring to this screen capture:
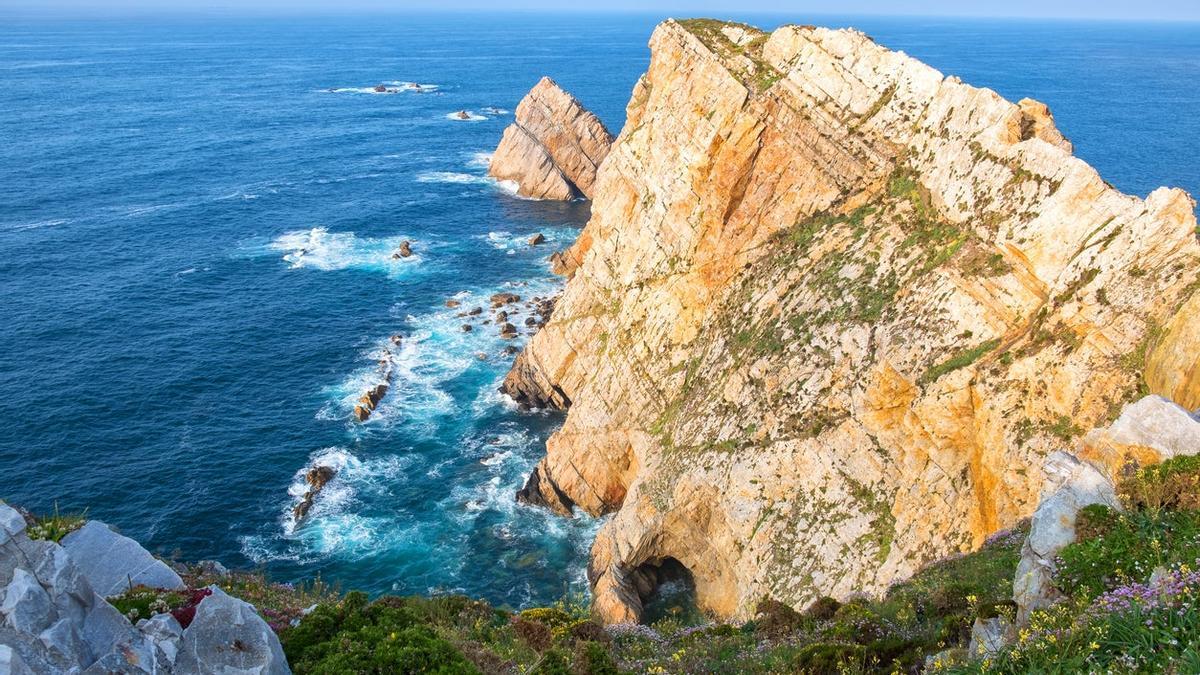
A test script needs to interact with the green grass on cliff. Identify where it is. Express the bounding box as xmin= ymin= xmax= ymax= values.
xmin=26 ymin=503 xmax=87 ymax=542
xmin=265 ymin=459 xmax=1200 ymax=674
xmin=269 ymin=522 xmax=1028 ymax=674
xmin=674 ymin=18 xmax=783 ymax=93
